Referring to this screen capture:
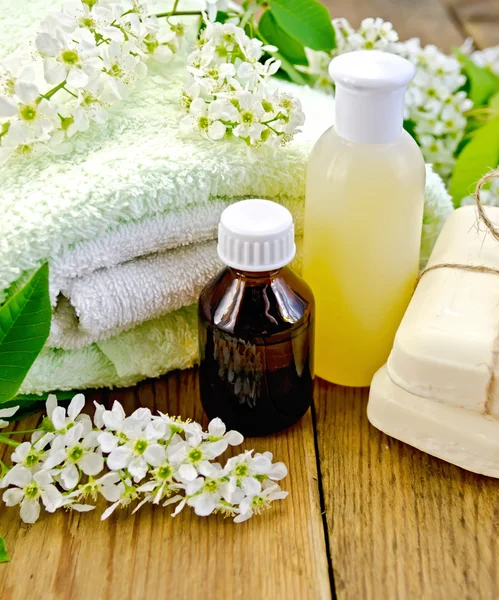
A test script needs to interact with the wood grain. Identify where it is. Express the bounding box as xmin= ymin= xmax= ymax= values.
xmin=441 ymin=0 xmax=499 ymax=49
xmin=315 ymin=381 xmax=499 ymax=600
xmin=322 ymin=0 xmax=465 ymax=49
xmin=0 ymin=371 xmax=331 ymax=600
